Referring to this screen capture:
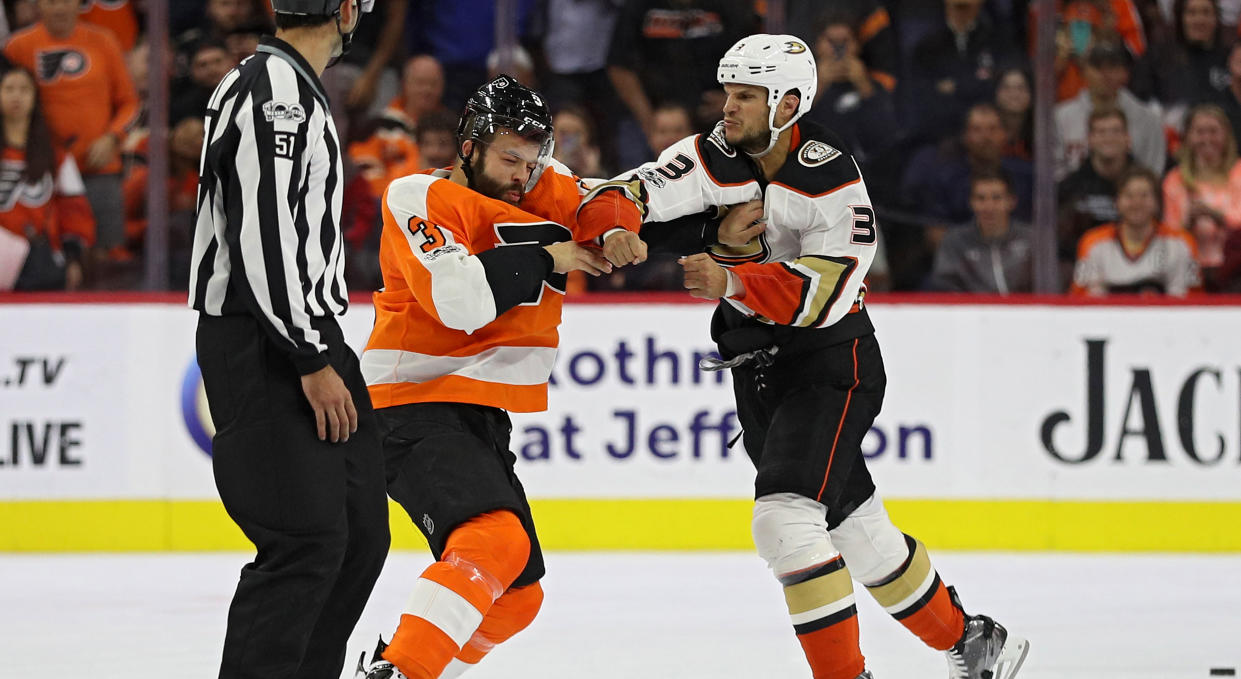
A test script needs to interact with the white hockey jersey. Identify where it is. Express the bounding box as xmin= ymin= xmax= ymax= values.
xmin=590 ymin=120 xmax=877 ymax=330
